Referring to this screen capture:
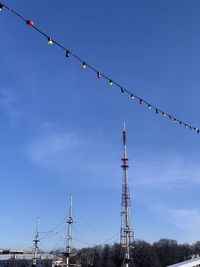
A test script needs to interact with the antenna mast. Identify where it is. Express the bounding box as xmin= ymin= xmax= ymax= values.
xmin=64 ymin=193 xmax=74 ymax=267
xmin=33 ymin=217 xmax=40 ymax=266
xmin=120 ymin=123 xmax=134 ymax=267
